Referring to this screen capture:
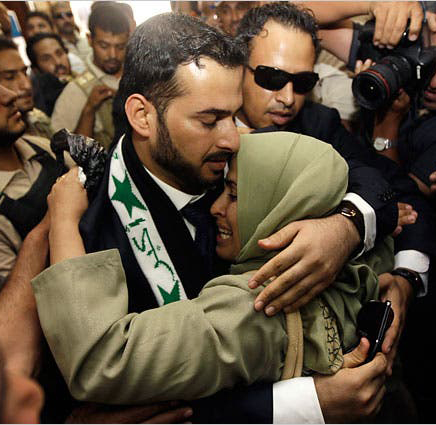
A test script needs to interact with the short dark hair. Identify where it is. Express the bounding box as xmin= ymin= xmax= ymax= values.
xmin=25 ymin=11 xmax=54 ymax=30
xmin=88 ymin=3 xmax=130 ymax=37
xmin=236 ymin=2 xmax=320 ymax=54
xmin=114 ymin=12 xmax=247 ymax=138
xmin=26 ymin=33 xmax=68 ymax=69
xmin=0 ymin=36 xmax=18 ymax=53
xmin=118 ymin=2 xmax=134 ymax=21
